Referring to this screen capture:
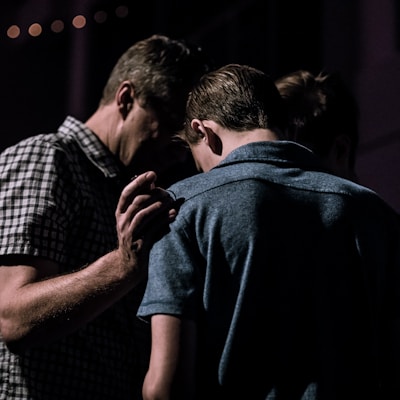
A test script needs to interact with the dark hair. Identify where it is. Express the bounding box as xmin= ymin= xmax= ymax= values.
xmin=275 ymin=70 xmax=359 ymax=168
xmin=100 ymin=34 xmax=214 ymax=132
xmin=183 ymin=63 xmax=286 ymax=144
